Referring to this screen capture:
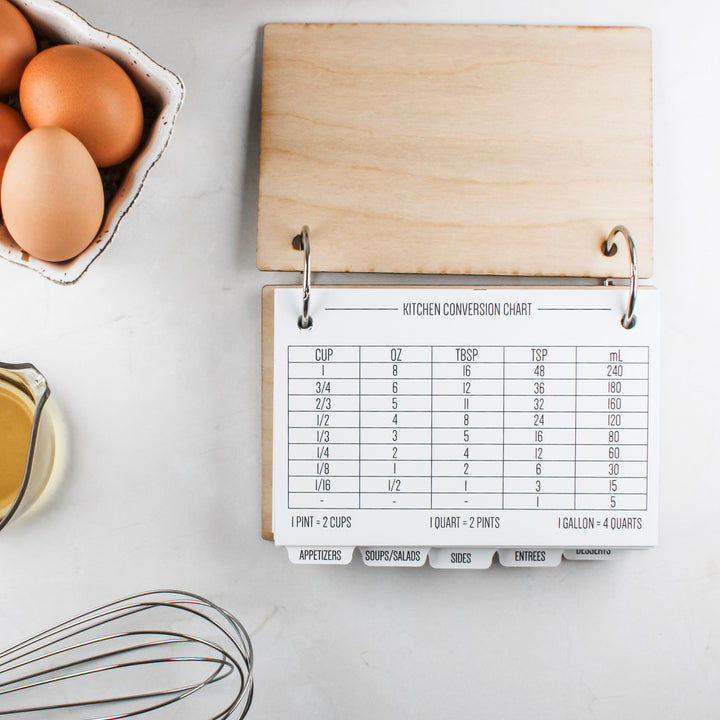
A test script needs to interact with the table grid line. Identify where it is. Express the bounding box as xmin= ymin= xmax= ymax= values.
xmin=573 ymin=346 xmax=577 ymax=510
xmin=502 ymin=345 xmax=506 ymax=510
xmin=358 ymin=345 xmax=362 ymax=509
xmin=430 ymin=345 xmax=434 ymax=509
